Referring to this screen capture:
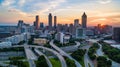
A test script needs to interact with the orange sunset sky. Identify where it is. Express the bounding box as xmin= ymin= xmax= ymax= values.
xmin=0 ymin=0 xmax=120 ymax=27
